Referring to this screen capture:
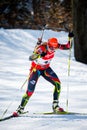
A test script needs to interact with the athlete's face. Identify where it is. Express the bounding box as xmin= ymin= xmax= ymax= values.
xmin=47 ymin=45 xmax=55 ymax=52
